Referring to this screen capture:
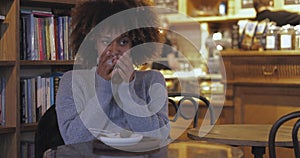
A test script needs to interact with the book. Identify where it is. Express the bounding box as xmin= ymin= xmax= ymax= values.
xmin=21 ymin=12 xmax=37 ymax=60
xmin=20 ymin=16 xmax=27 ymax=60
xmin=36 ymin=76 xmax=42 ymax=121
xmin=24 ymin=79 xmax=28 ymax=123
xmin=45 ymin=17 xmax=51 ymax=60
xmin=48 ymin=16 xmax=56 ymax=60
xmin=26 ymin=79 xmax=32 ymax=123
xmin=20 ymin=80 xmax=27 ymax=123
xmin=1 ymin=77 xmax=5 ymax=125
xmin=57 ymin=17 xmax=64 ymax=60
xmin=63 ymin=16 xmax=69 ymax=60
xmin=45 ymin=77 xmax=51 ymax=110
xmin=36 ymin=17 xmax=44 ymax=60
xmin=50 ymin=77 xmax=54 ymax=106
xmin=30 ymin=78 xmax=36 ymax=123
